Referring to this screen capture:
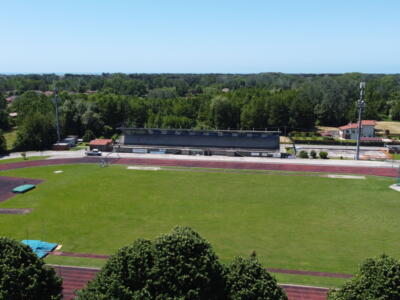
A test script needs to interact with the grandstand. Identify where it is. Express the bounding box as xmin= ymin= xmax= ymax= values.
xmin=117 ymin=128 xmax=280 ymax=157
